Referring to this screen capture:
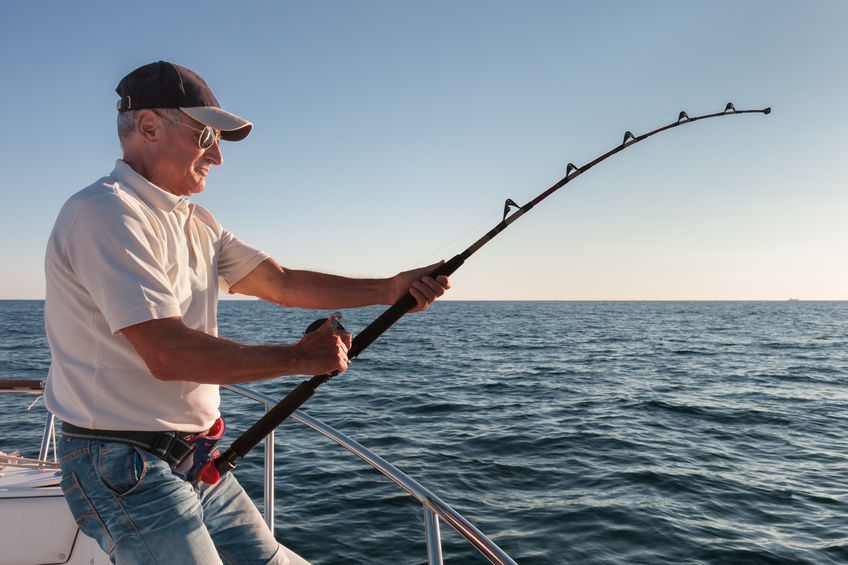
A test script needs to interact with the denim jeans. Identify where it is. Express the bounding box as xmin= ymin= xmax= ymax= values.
xmin=58 ymin=435 xmax=289 ymax=565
